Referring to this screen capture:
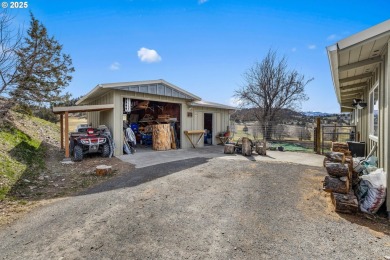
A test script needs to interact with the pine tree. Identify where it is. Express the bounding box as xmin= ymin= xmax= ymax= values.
xmin=11 ymin=13 xmax=74 ymax=105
